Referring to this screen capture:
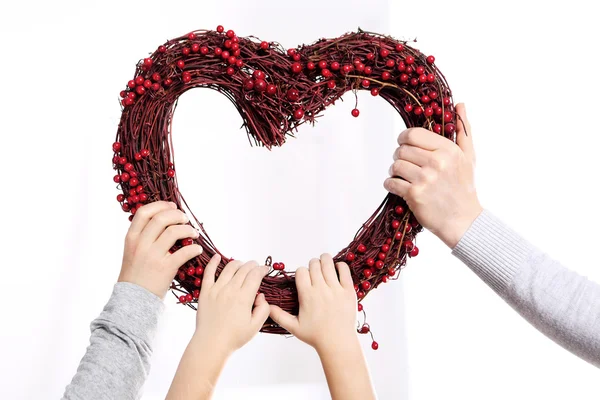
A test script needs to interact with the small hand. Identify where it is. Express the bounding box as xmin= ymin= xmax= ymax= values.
xmin=118 ymin=201 xmax=202 ymax=298
xmin=269 ymin=254 xmax=357 ymax=353
xmin=384 ymin=103 xmax=483 ymax=248
xmin=194 ymin=256 xmax=270 ymax=355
